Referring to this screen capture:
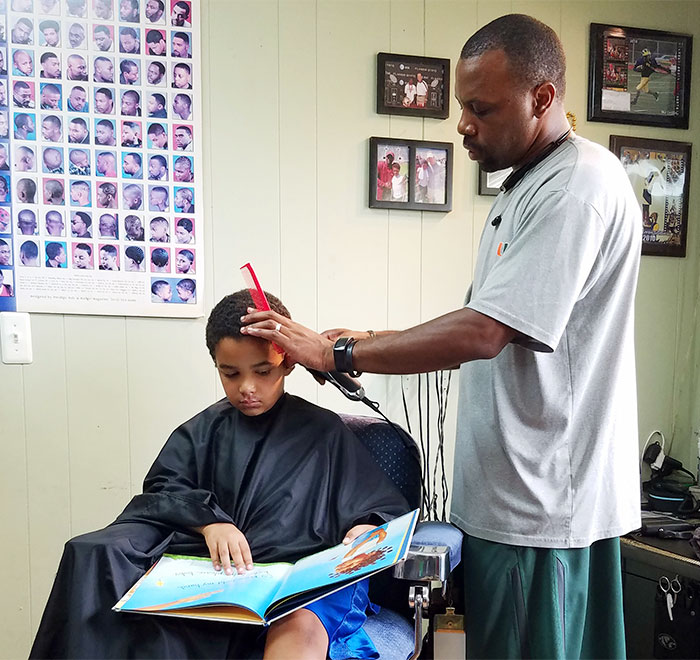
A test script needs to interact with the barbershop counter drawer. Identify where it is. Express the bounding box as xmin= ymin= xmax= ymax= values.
xmin=621 ymin=535 xmax=700 ymax=659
